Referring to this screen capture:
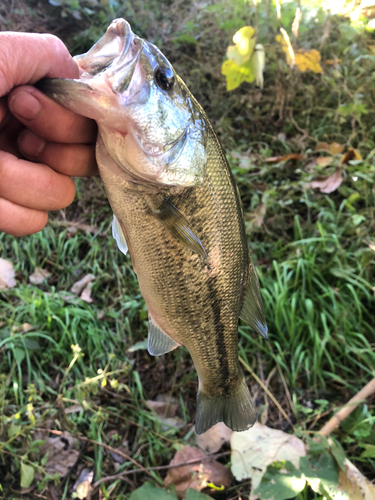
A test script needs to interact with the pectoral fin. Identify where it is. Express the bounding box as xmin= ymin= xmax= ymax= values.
xmin=148 ymin=314 xmax=180 ymax=356
xmin=112 ymin=214 xmax=128 ymax=256
xmin=240 ymin=257 xmax=268 ymax=339
xmin=153 ymin=198 xmax=206 ymax=257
